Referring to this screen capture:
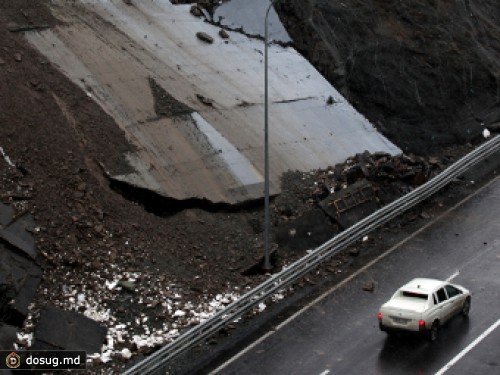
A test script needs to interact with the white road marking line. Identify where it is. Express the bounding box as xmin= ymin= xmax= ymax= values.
xmin=445 ymin=270 xmax=460 ymax=282
xmin=319 ymin=370 xmax=330 ymax=375
xmin=209 ymin=176 xmax=500 ymax=374
xmin=434 ymin=318 xmax=500 ymax=375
